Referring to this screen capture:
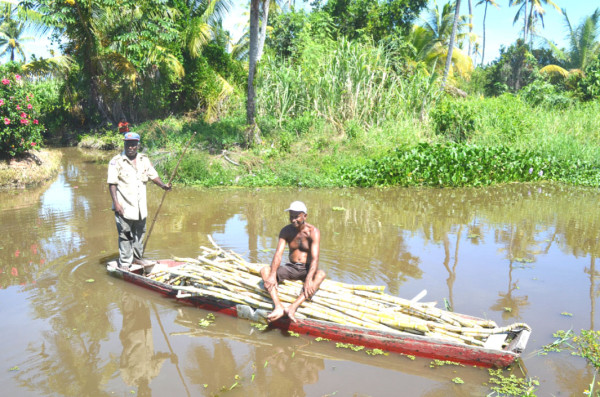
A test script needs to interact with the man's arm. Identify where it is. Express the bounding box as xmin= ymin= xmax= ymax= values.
xmin=109 ymin=184 xmax=124 ymax=217
xmin=151 ymin=177 xmax=171 ymax=191
xmin=264 ymin=233 xmax=287 ymax=292
xmin=303 ymin=226 xmax=321 ymax=299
